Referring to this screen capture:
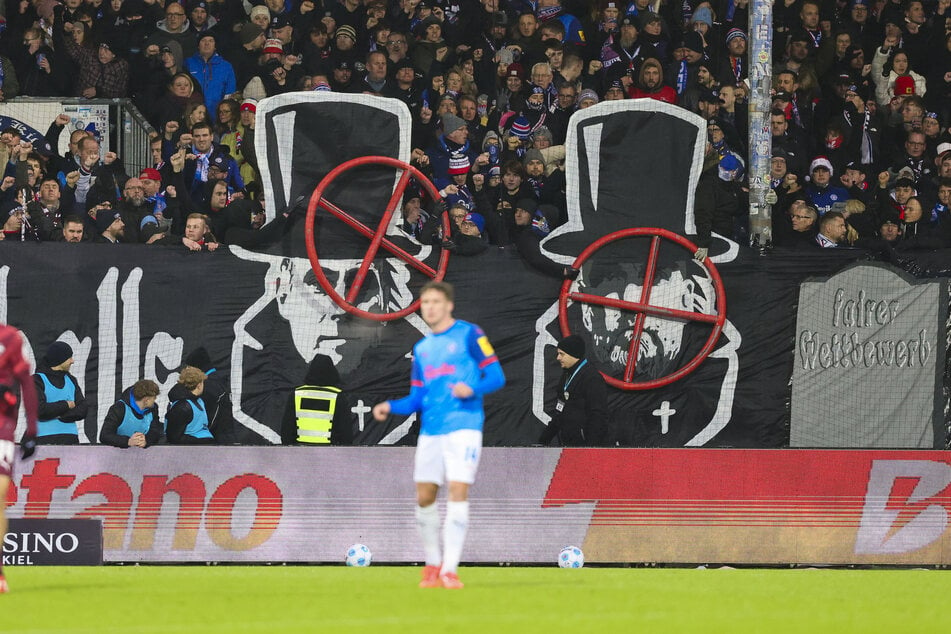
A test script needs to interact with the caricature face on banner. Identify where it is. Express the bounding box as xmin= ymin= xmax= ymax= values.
xmin=3 ymin=94 xmax=921 ymax=450
xmin=234 ymin=93 xmax=433 ymax=443
xmin=535 ymin=101 xmax=743 ymax=447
